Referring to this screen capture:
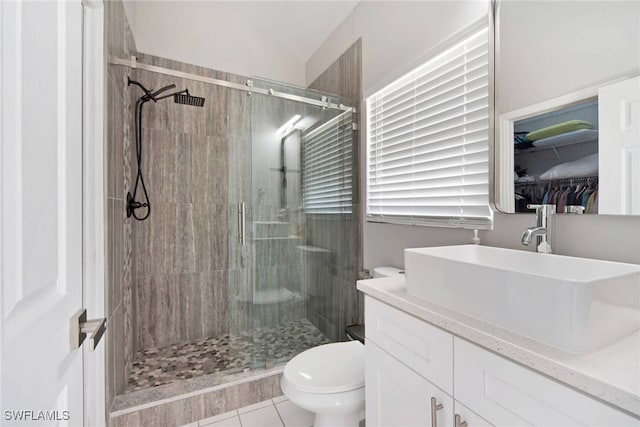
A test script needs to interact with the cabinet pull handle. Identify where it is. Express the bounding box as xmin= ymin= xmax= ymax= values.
xmin=455 ymin=414 xmax=468 ymax=427
xmin=430 ymin=397 xmax=444 ymax=427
